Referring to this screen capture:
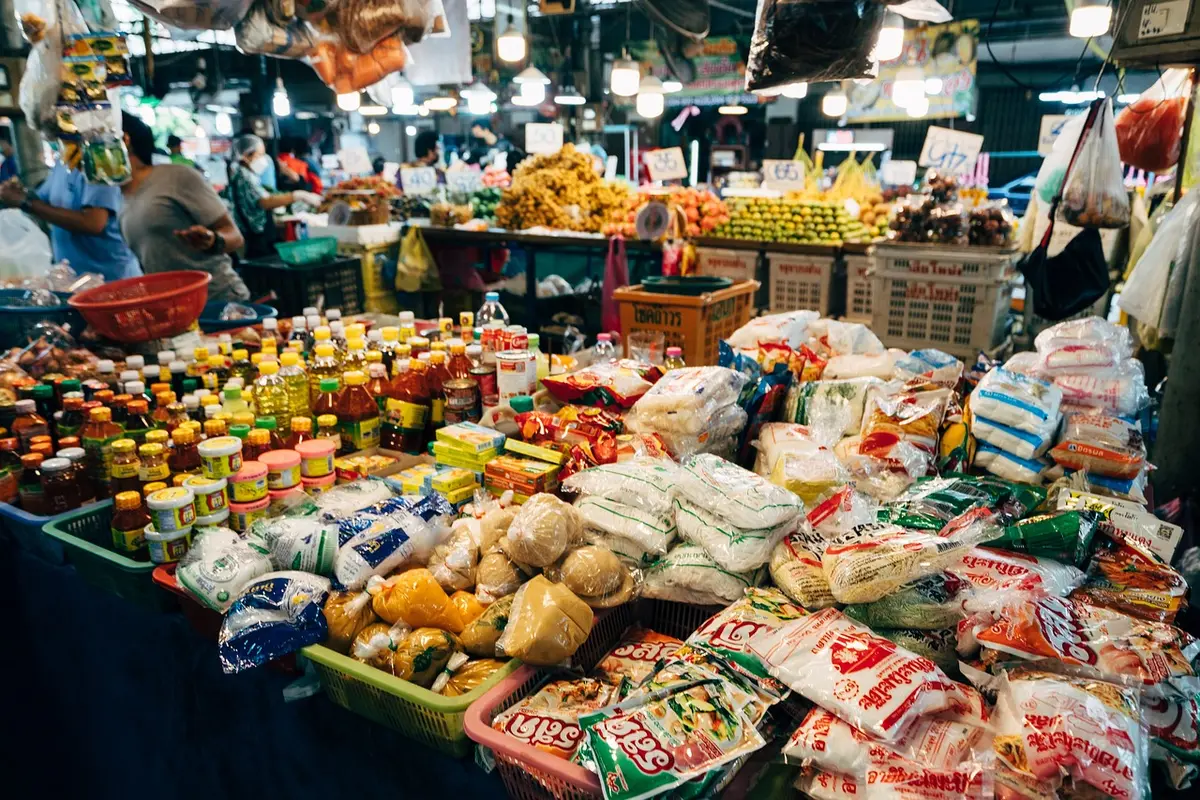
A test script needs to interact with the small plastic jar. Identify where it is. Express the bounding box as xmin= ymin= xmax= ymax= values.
xmin=144 ymin=523 xmax=192 ymax=564
xmin=194 ymin=507 xmax=231 ymax=528
xmin=229 ymin=461 xmax=268 ymax=503
xmin=146 ymin=487 xmax=197 ymax=534
xmin=295 ymin=438 xmax=337 ymax=478
xmin=260 ymin=449 xmax=302 ymax=490
xmin=198 ymin=435 xmax=244 ymax=479
xmin=301 ymin=472 xmax=336 ymax=496
xmin=228 ymin=497 xmax=269 ymax=532
xmin=183 ymin=475 xmax=229 ymax=517
xmin=267 ymin=486 xmax=305 ymax=516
